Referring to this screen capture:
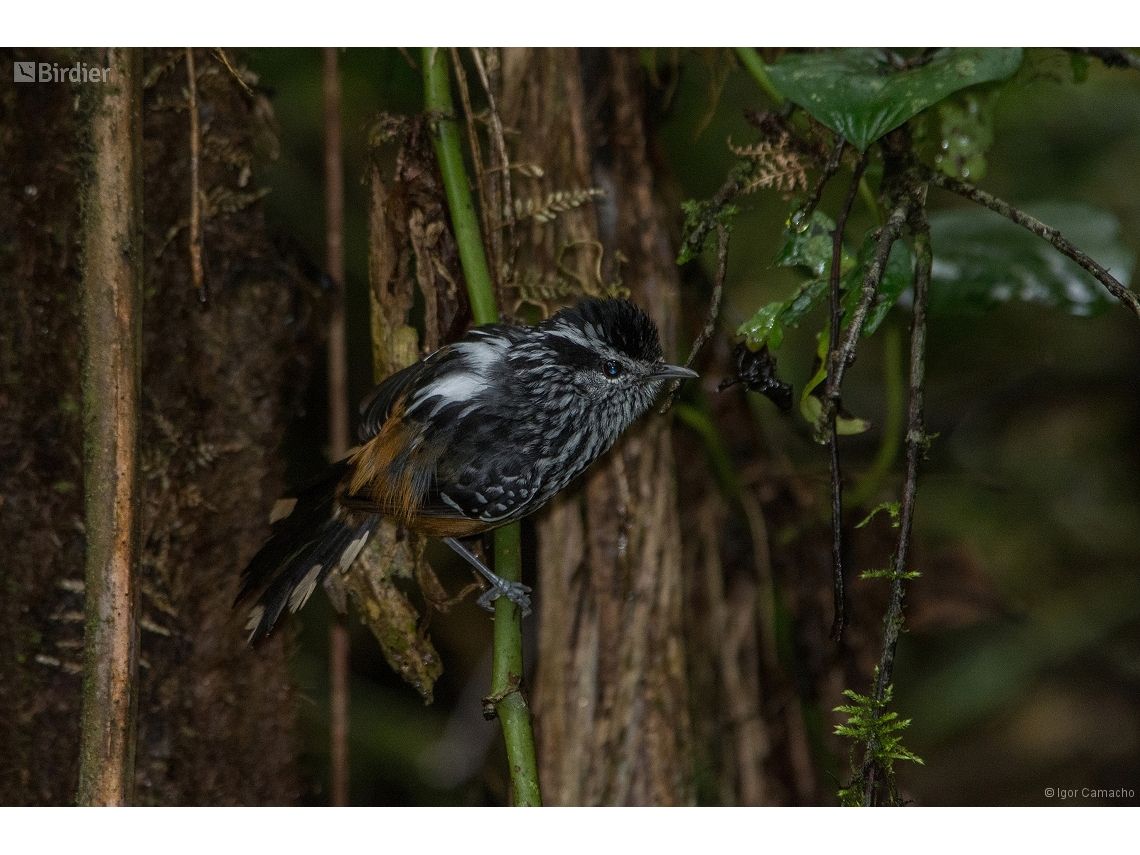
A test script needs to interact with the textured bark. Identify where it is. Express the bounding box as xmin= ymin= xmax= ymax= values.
xmin=321 ymin=122 xmax=466 ymax=703
xmin=497 ymin=47 xmax=693 ymax=805
xmin=76 ymin=46 xmax=144 ymax=806
xmin=0 ymin=47 xmax=308 ymax=805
